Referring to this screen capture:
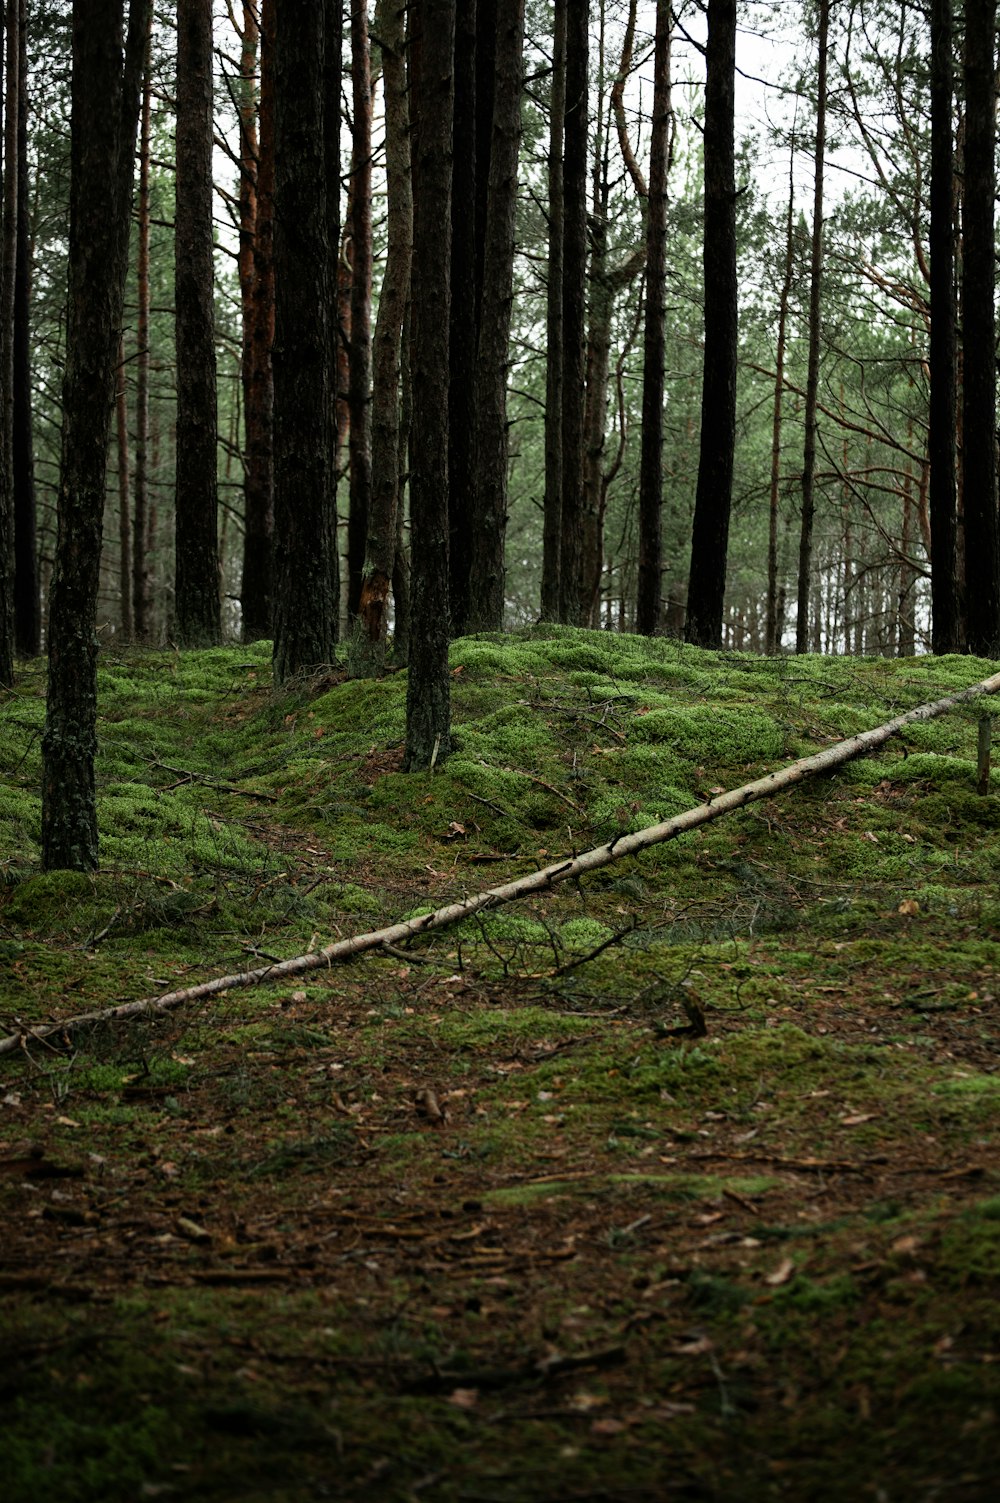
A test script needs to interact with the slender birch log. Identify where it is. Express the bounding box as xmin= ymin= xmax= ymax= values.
xmin=3 ymin=669 xmax=1000 ymax=1057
